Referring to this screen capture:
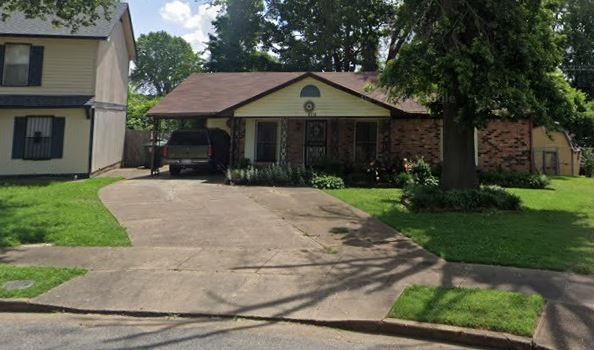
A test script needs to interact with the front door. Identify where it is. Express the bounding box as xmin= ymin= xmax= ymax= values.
xmin=305 ymin=120 xmax=327 ymax=165
xmin=543 ymin=151 xmax=559 ymax=176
